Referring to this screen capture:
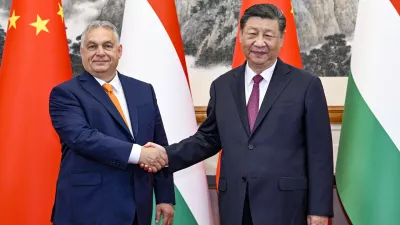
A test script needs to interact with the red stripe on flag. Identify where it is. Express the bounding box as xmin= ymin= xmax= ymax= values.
xmin=391 ymin=0 xmax=400 ymax=15
xmin=147 ymin=0 xmax=190 ymax=87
